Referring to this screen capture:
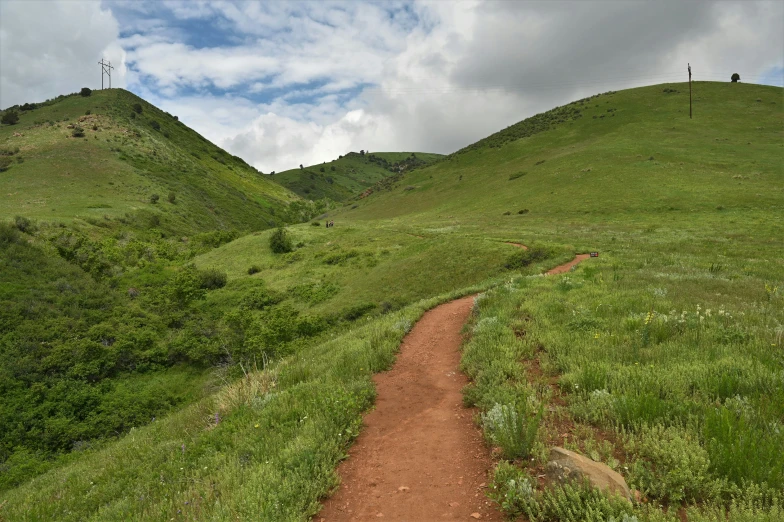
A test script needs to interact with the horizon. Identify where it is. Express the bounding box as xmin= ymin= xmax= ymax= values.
xmin=2 ymin=0 xmax=783 ymax=173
